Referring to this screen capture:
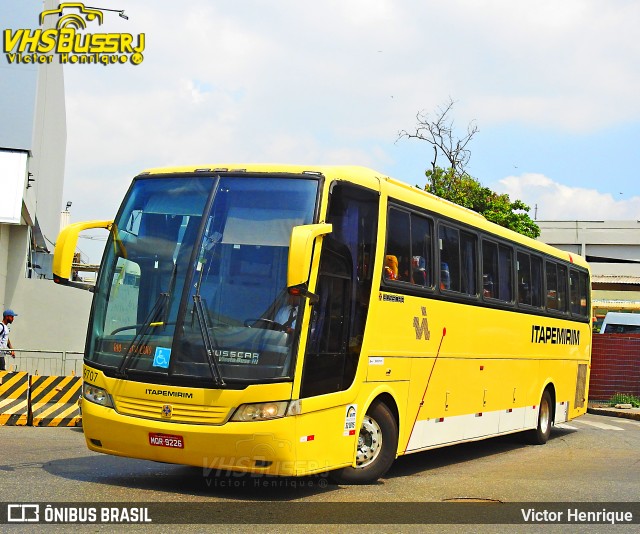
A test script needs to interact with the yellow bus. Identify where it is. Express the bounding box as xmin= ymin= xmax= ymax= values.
xmin=53 ymin=164 xmax=591 ymax=484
